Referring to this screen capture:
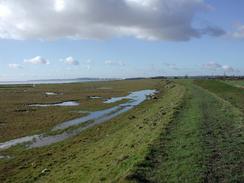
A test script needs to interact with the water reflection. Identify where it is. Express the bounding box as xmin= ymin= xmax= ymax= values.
xmin=0 ymin=90 xmax=156 ymax=150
